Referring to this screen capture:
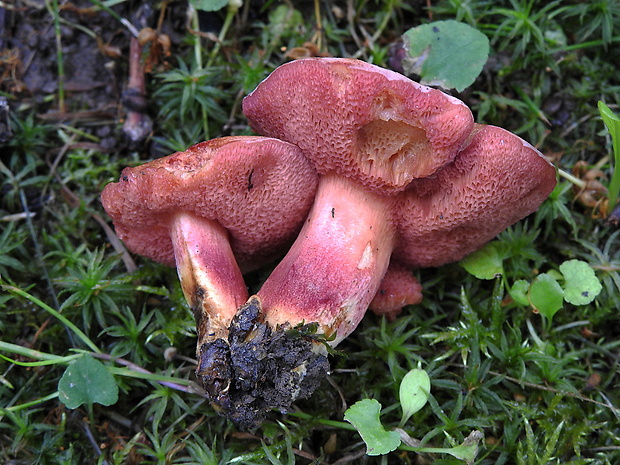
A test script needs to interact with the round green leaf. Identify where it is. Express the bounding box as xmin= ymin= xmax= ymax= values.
xmin=344 ymin=399 xmax=401 ymax=456
xmin=460 ymin=243 xmax=504 ymax=280
xmin=402 ymin=20 xmax=490 ymax=91
xmin=529 ymin=273 xmax=564 ymax=321
xmin=58 ymin=355 xmax=119 ymax=409
xmin=399 ymin=369 xmax=431 ymax=425
xmin=559 ymin=259 xmax=602 ymax=306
